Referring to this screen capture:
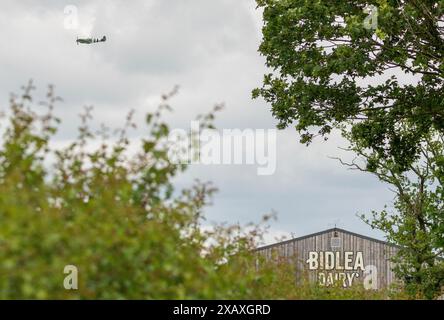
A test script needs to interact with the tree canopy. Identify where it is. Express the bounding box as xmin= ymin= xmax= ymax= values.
xmin=254 ymin=0 xmax=444 ymax=170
